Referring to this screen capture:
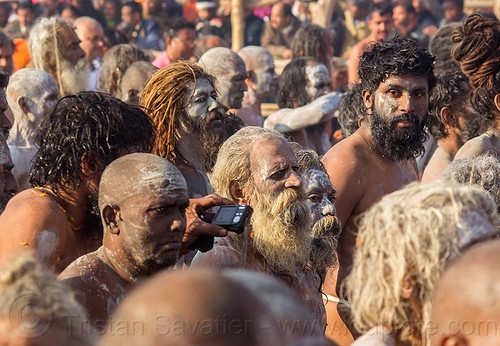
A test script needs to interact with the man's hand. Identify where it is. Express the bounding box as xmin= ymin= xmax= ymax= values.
xmin=179 ymin=194 xmax=234 ymax=257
